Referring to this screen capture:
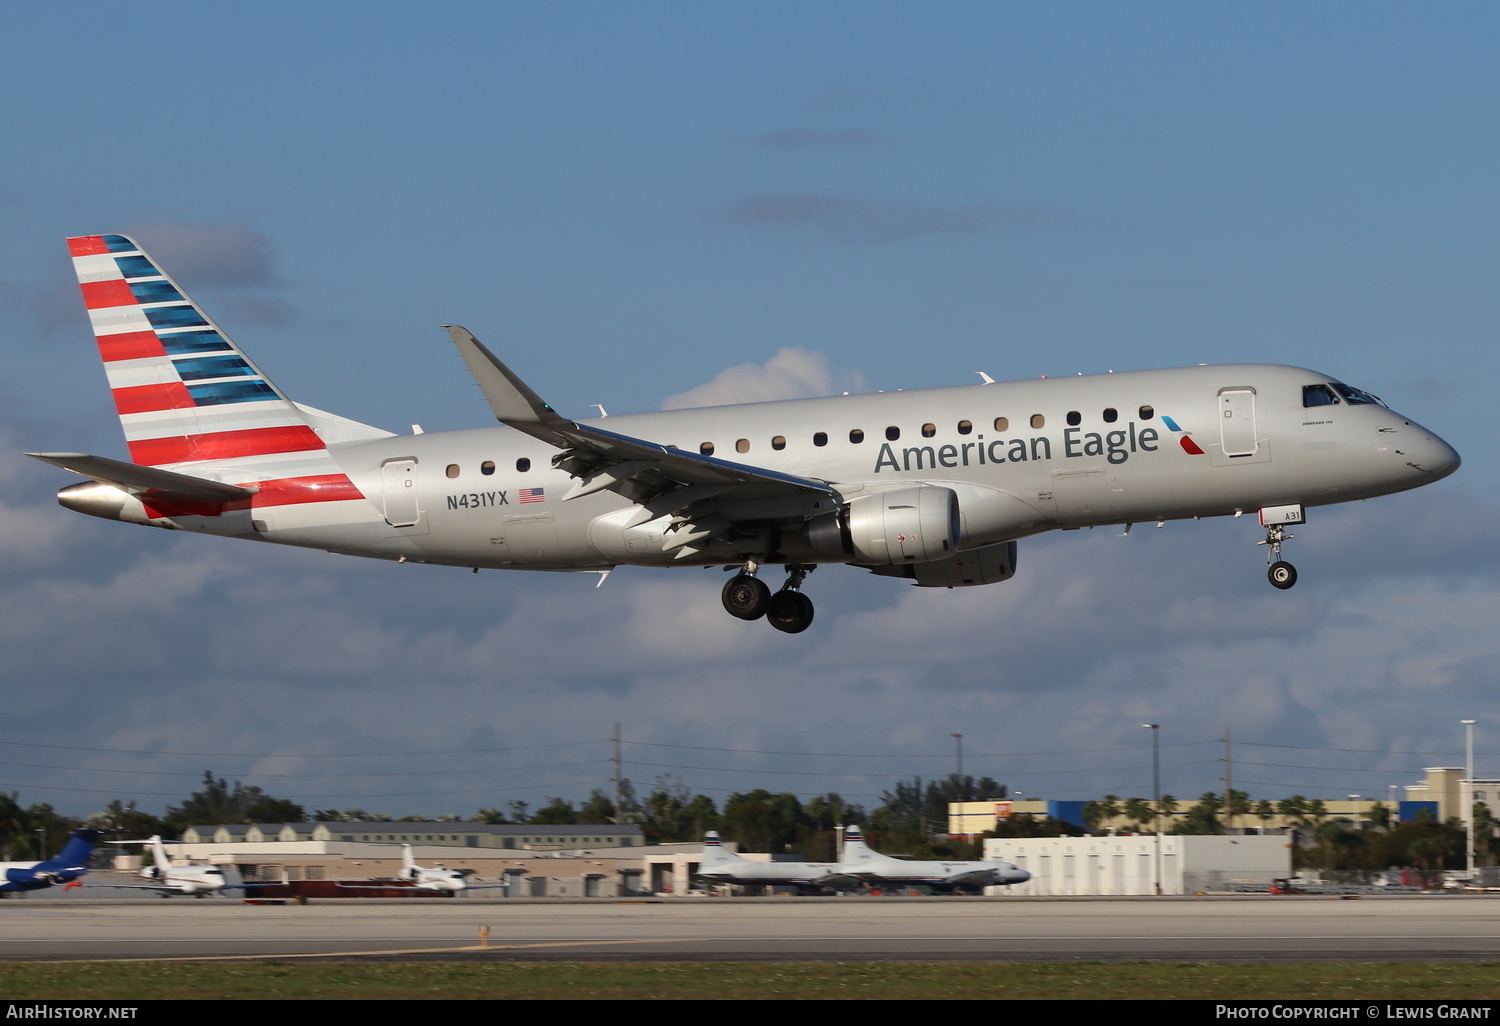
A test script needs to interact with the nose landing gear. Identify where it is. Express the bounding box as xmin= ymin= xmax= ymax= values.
xmin=1256 ymin=504 xmax=1304 ymax=590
